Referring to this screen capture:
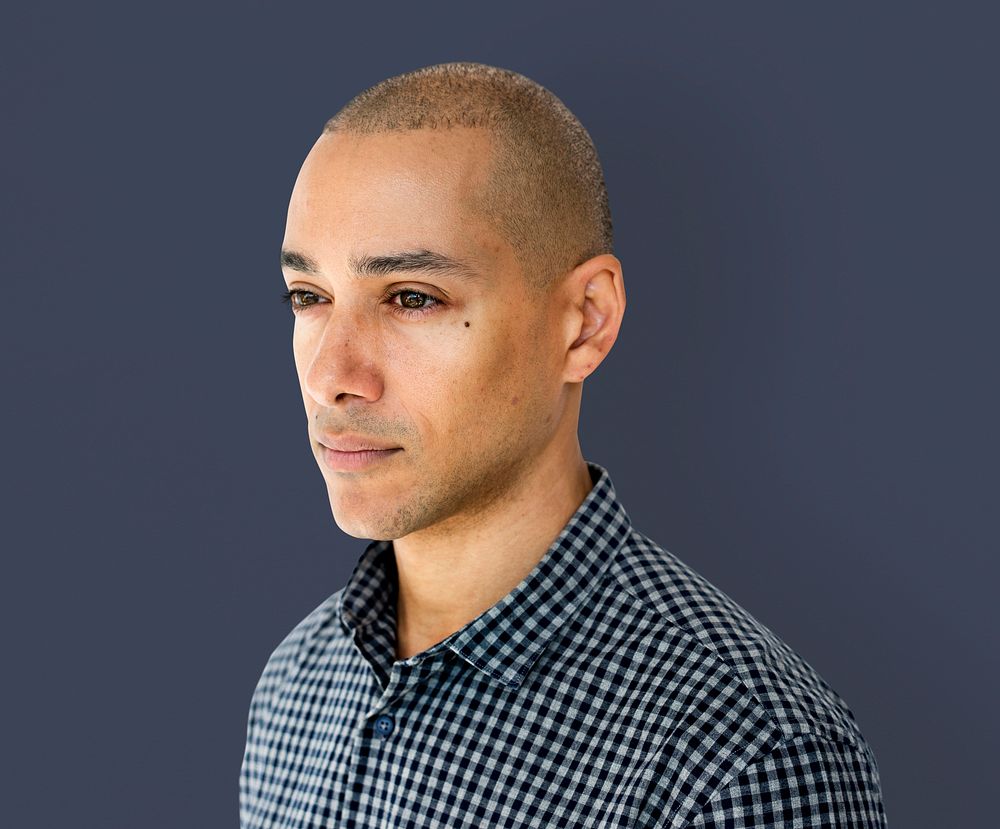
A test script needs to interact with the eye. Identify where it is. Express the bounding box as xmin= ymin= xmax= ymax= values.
xmin=384 ymin=287 xmax=443 ymax=318
xmin=280 ymin=288 xmax=326 ymax=313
